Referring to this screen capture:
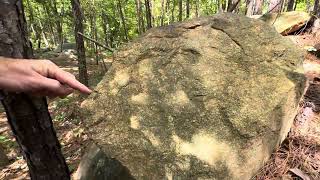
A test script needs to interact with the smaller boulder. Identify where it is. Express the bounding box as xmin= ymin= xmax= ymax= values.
xmin=259 ymin=11 xmax=311 ymax=35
